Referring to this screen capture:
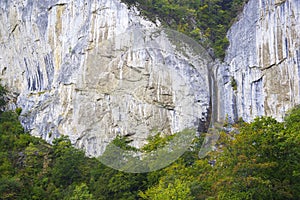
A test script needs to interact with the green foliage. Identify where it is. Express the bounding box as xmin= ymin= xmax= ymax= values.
xmin=142 ymin=132 xmax=175 ymax=152
xmin=0 ymin=84 xmax=299 ymax=199
xmin=100 ymin=129 xmax=196 ymax=173
xmin=0 ymin=177 xmax=22 ymax=199
xmin=68 ymin=183 xmax=94 ymax=200
xmin=51 ymin=142 xmax=87 ymax=187
xmin=284 ymin=105 xmax=300 ymax=130
xmin=0 ymin=82 xmax=7 ymax=108
xmin=140 ymin=109 xmax=300 ymax=200
xmin=15 ymin=107 xmax=22 ymax=116
xmin=121 ymin=0 xmax=248 ymax=59
xmin=210 ymin=116 xmax=300 ymax=199
xmin=52 ymin=135 xmax=72 ymax=155
xmin=139 ymin=178 xmax=193 ymax=200
xmin=112 ymin=135 xmax=138 ymax=152
xmin=230 ymin=76 xmax=238 ymax=91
